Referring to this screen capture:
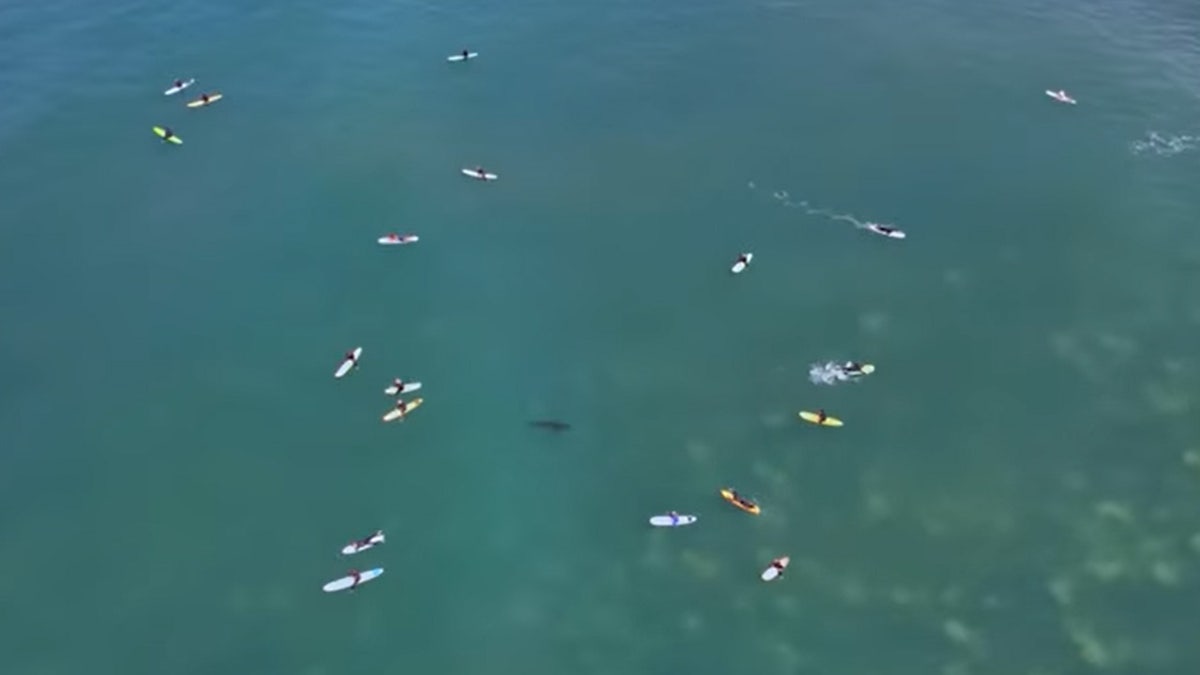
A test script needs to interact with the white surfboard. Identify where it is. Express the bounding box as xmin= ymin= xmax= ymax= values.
xmin=447 ymin=52 xmax=479 ymax=62
xmin=1045 ymin=89 xmax=1077 ymax=105
xmin=866 ymin=224 xmax=905 ymax=239
xmin=341 ymin=531 xmax=385 ymax=556
xmin=461 ymin=168 xmax=498 ymax=181
xmin=164 ymin=78 xmax=195 ymax=95
xmin=384 ymin=381 xmax=423 ymax=396
xmin=335 ymin=347 xmax=362 ymax=378
xmin=649 ymin=514 xmax=698 ymax=527
xmin=323 ymin=567 xmax=384 ymax=592
xmin=731 ymin=253 xmax=753 ymax=274
xmin=761 ymin=556 xmax=790 ymax=581
xmin=378 ymin=234 xmax=418 ymax=245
